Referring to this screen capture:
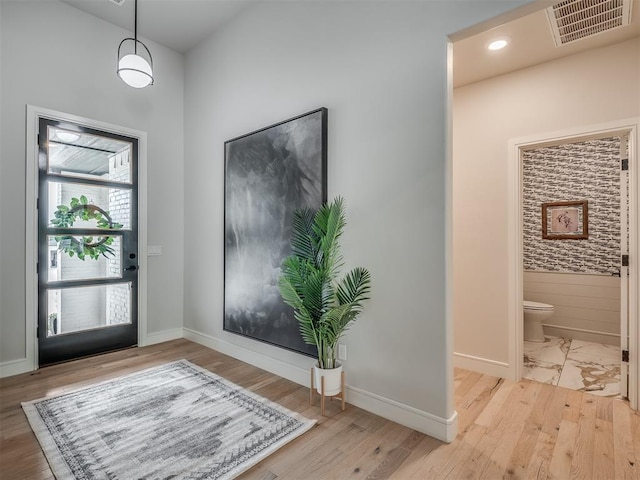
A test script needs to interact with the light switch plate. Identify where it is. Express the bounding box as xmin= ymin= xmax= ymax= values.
xmin=147 ymin=245 xmax=162 ymax=256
